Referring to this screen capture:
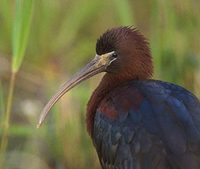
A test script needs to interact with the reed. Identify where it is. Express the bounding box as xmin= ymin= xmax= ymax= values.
xmin=0 ymin=0 xmax=34 ymax=165
xmin=0 ymin=0 xmax=199 ymax=168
